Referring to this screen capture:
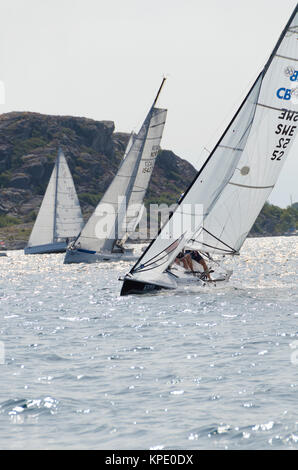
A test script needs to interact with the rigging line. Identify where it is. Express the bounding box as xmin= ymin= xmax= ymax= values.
xmin=134 ymin=255 xmax=174 ymax=273
xmin=202 ymin=228 xmax=237 ymax=252
xmin=134 ymin=236 xmax=184 ymax=271
xmin=134 ymin=252 xmax=173 ymax=273
xmin=196 ymin=241 xmax=237 ymax=254
xmin=134 ymin=243 xmax=179 ymax=271
xmin=189 ymin=241 xmax=234 ymax=256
